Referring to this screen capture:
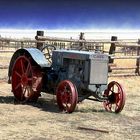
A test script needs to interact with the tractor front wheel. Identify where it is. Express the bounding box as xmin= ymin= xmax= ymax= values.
xmin=103 ymin=81 xmax=126 ymax=113
xmin=56 ymin=80 xmax=78 ymax=113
